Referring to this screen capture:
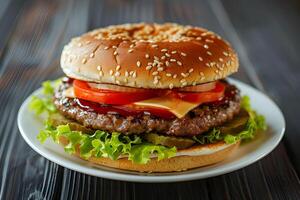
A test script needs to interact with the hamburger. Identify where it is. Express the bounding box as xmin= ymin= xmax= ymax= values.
xmin=30 ymin=23 xmax=266 ymax=172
